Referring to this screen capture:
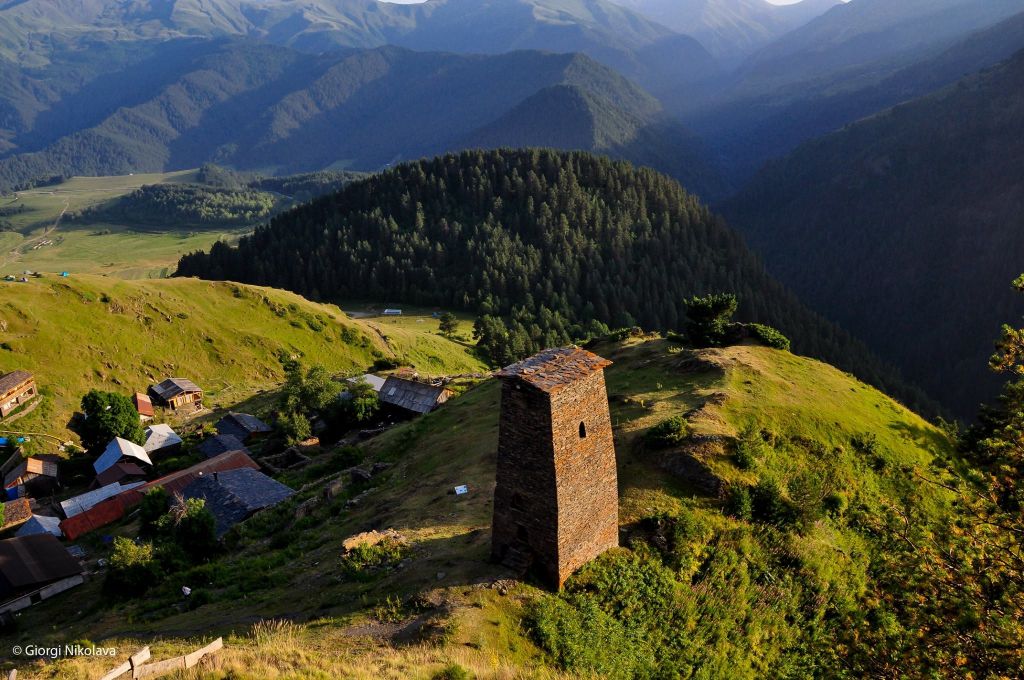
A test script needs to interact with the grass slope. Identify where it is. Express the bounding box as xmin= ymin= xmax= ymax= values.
xmin=0 ymin=275 xmax=483 ymax=441
xmin=0 ymin=170 xmax=249 ymax=279
xmin=3 ymin=337 xmax=954 ymax=678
